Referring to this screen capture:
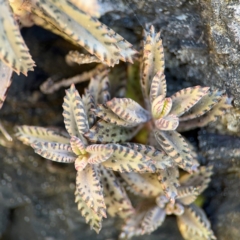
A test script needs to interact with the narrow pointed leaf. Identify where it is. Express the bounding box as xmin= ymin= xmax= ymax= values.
xmin=155 ymin=130 xmax=199 ymax=172
xmin=121 ymin=172 xmax=162 ymax=197
xmin=106 ymin=98 xmax=150 ymax=124
xmin=63 ymin=84 xmax=89 ymax=137
xmin=29 ymin=0 xmax=136 ymax=66
xmin=180 ymin=166 xmax=213 ymax=195
xmin=102 ymin=144 xmax=155 ymax=173
xmin=100 ymin=166 xmax=134 ymax=219
xmin=66 ymin=52 xmax=101 ymax=65
xmin=177 ymin=204 xmax=216 ymax=240
xmin=150 ymin=70 xmax=167 ymax=102
xmin=76 ymin=165 xmax=106 ymax=218
xmin=0 ymin=62 xmax=12 ymax=109
xmin=141 ymin=26 xmax=166 ymax=100
xmin=177 ymin=186 xmax=199 ymax=205
xmin=170 ymin=86 xmax=209 ymax=117
xmin=33 ymin=141 xmax=76 ymax=163
xmin=70 ymin=136 xmax=86 ymax=155
xmin=180 ymin=89 xmax=223 ymax=121
xmin=158 ymin=166 xmax=180 ymax=202
xmin=15 ymin=125 xmax=69 ymax=146
xmin=123 ymin=143 xmax=172 ymax=170
xmin=155 ymin=115 xmax=179 ymax=131
xmin=0 ymin=0 xmax=35 ymax=75
xmin=86 ymin=144 xmax=113 ymax=164
xmin=178 ymin=95 xmax=232 ymax=131
xmin=93 ymin=104 xmax=137 ymax=127
xmin=75 ymin=190 xmax=102 ymax=233
xmin=85 ymin=120 xmax=140 ymax=143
